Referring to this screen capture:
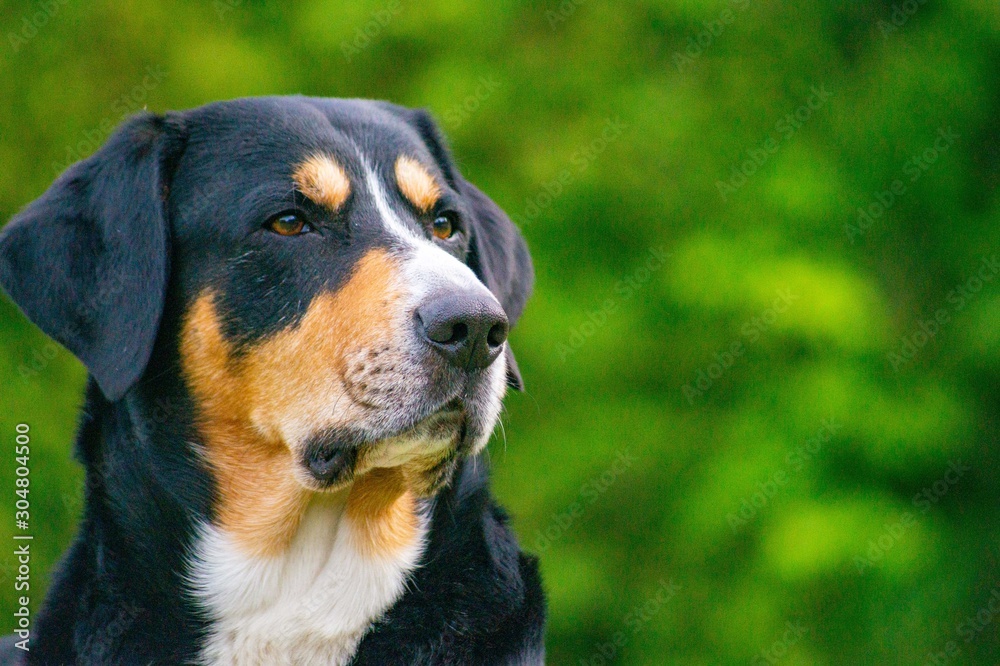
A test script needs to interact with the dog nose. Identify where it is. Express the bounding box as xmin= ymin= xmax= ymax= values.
xmin=416 ymin=289 xmax=509 ymax=371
